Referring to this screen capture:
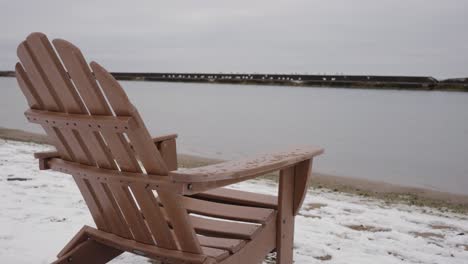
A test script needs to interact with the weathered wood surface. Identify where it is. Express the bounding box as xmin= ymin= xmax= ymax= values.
xmin=192 ymin=187 xmax=279 ymax=209
xmin=170 ymin=146 xmax=323 ymax=182
xmin=277 ymin=167 xmax=296 ymax=264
